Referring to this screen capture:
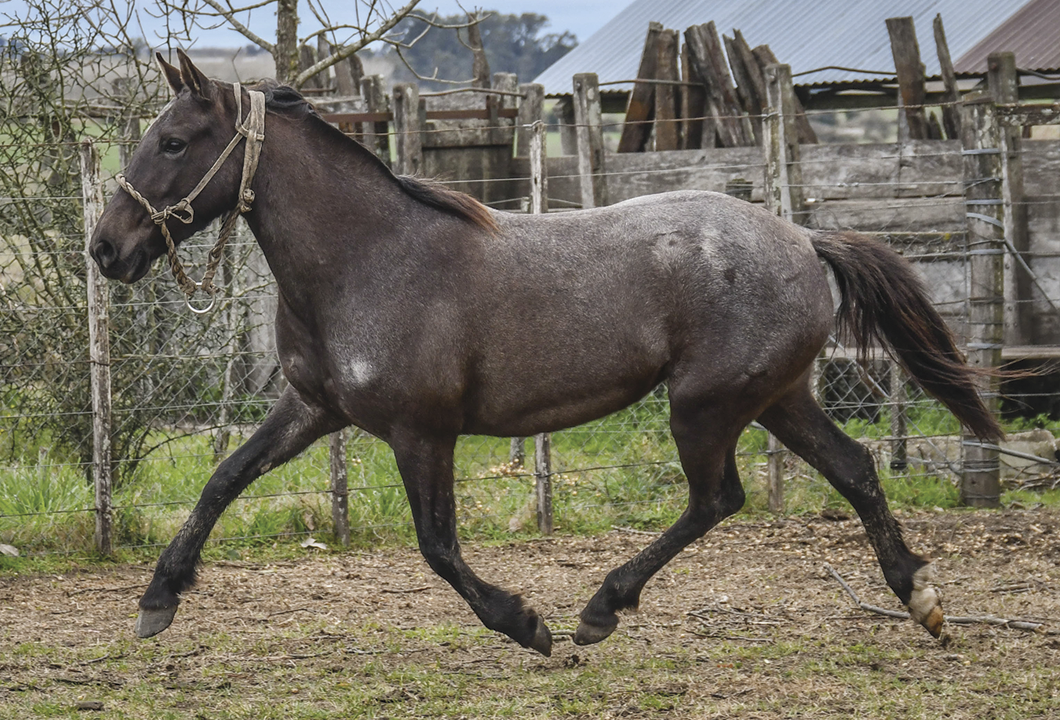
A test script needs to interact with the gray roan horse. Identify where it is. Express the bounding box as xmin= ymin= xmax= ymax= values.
xmin=90 ymin=52 xmax=1001 ymax=656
